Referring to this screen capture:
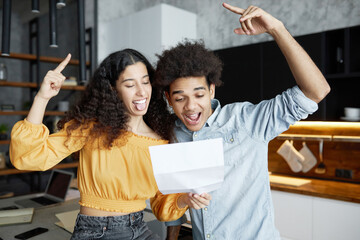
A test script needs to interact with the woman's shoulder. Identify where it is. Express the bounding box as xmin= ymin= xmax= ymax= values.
xmin=61 ymin=119 xmax=95 ymax=136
